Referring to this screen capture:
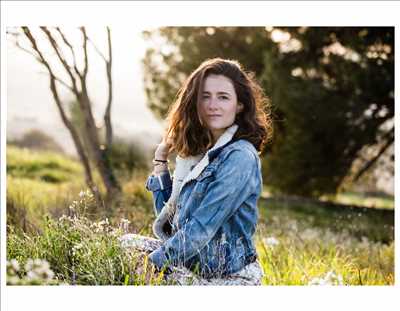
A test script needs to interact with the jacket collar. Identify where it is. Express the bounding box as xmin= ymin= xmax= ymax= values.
xmin=179 ymin=124 xmax=238 ymax=190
